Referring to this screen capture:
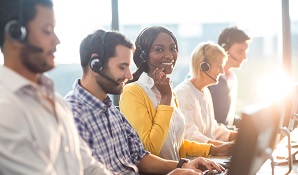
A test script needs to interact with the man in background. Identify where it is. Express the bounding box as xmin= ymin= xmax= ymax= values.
xmin=208 ymin=27 xmax=251 ymax=127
